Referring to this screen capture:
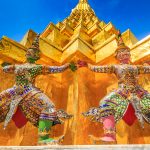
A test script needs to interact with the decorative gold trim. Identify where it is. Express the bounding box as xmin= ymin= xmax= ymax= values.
xmin=104 ymin=128 xmax=116 ymax=134
xmin=38 ymin=128 xmax=51 ymax=136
